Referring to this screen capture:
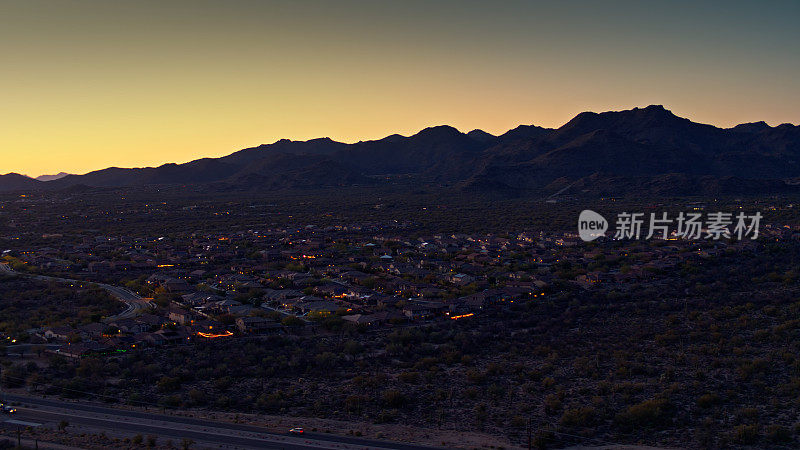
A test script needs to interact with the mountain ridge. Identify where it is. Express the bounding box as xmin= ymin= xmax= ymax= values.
xmin=4 ymin=105 xmax=799 ymax=197
xmin=34 ymin=172 xmax=70 ymax=182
